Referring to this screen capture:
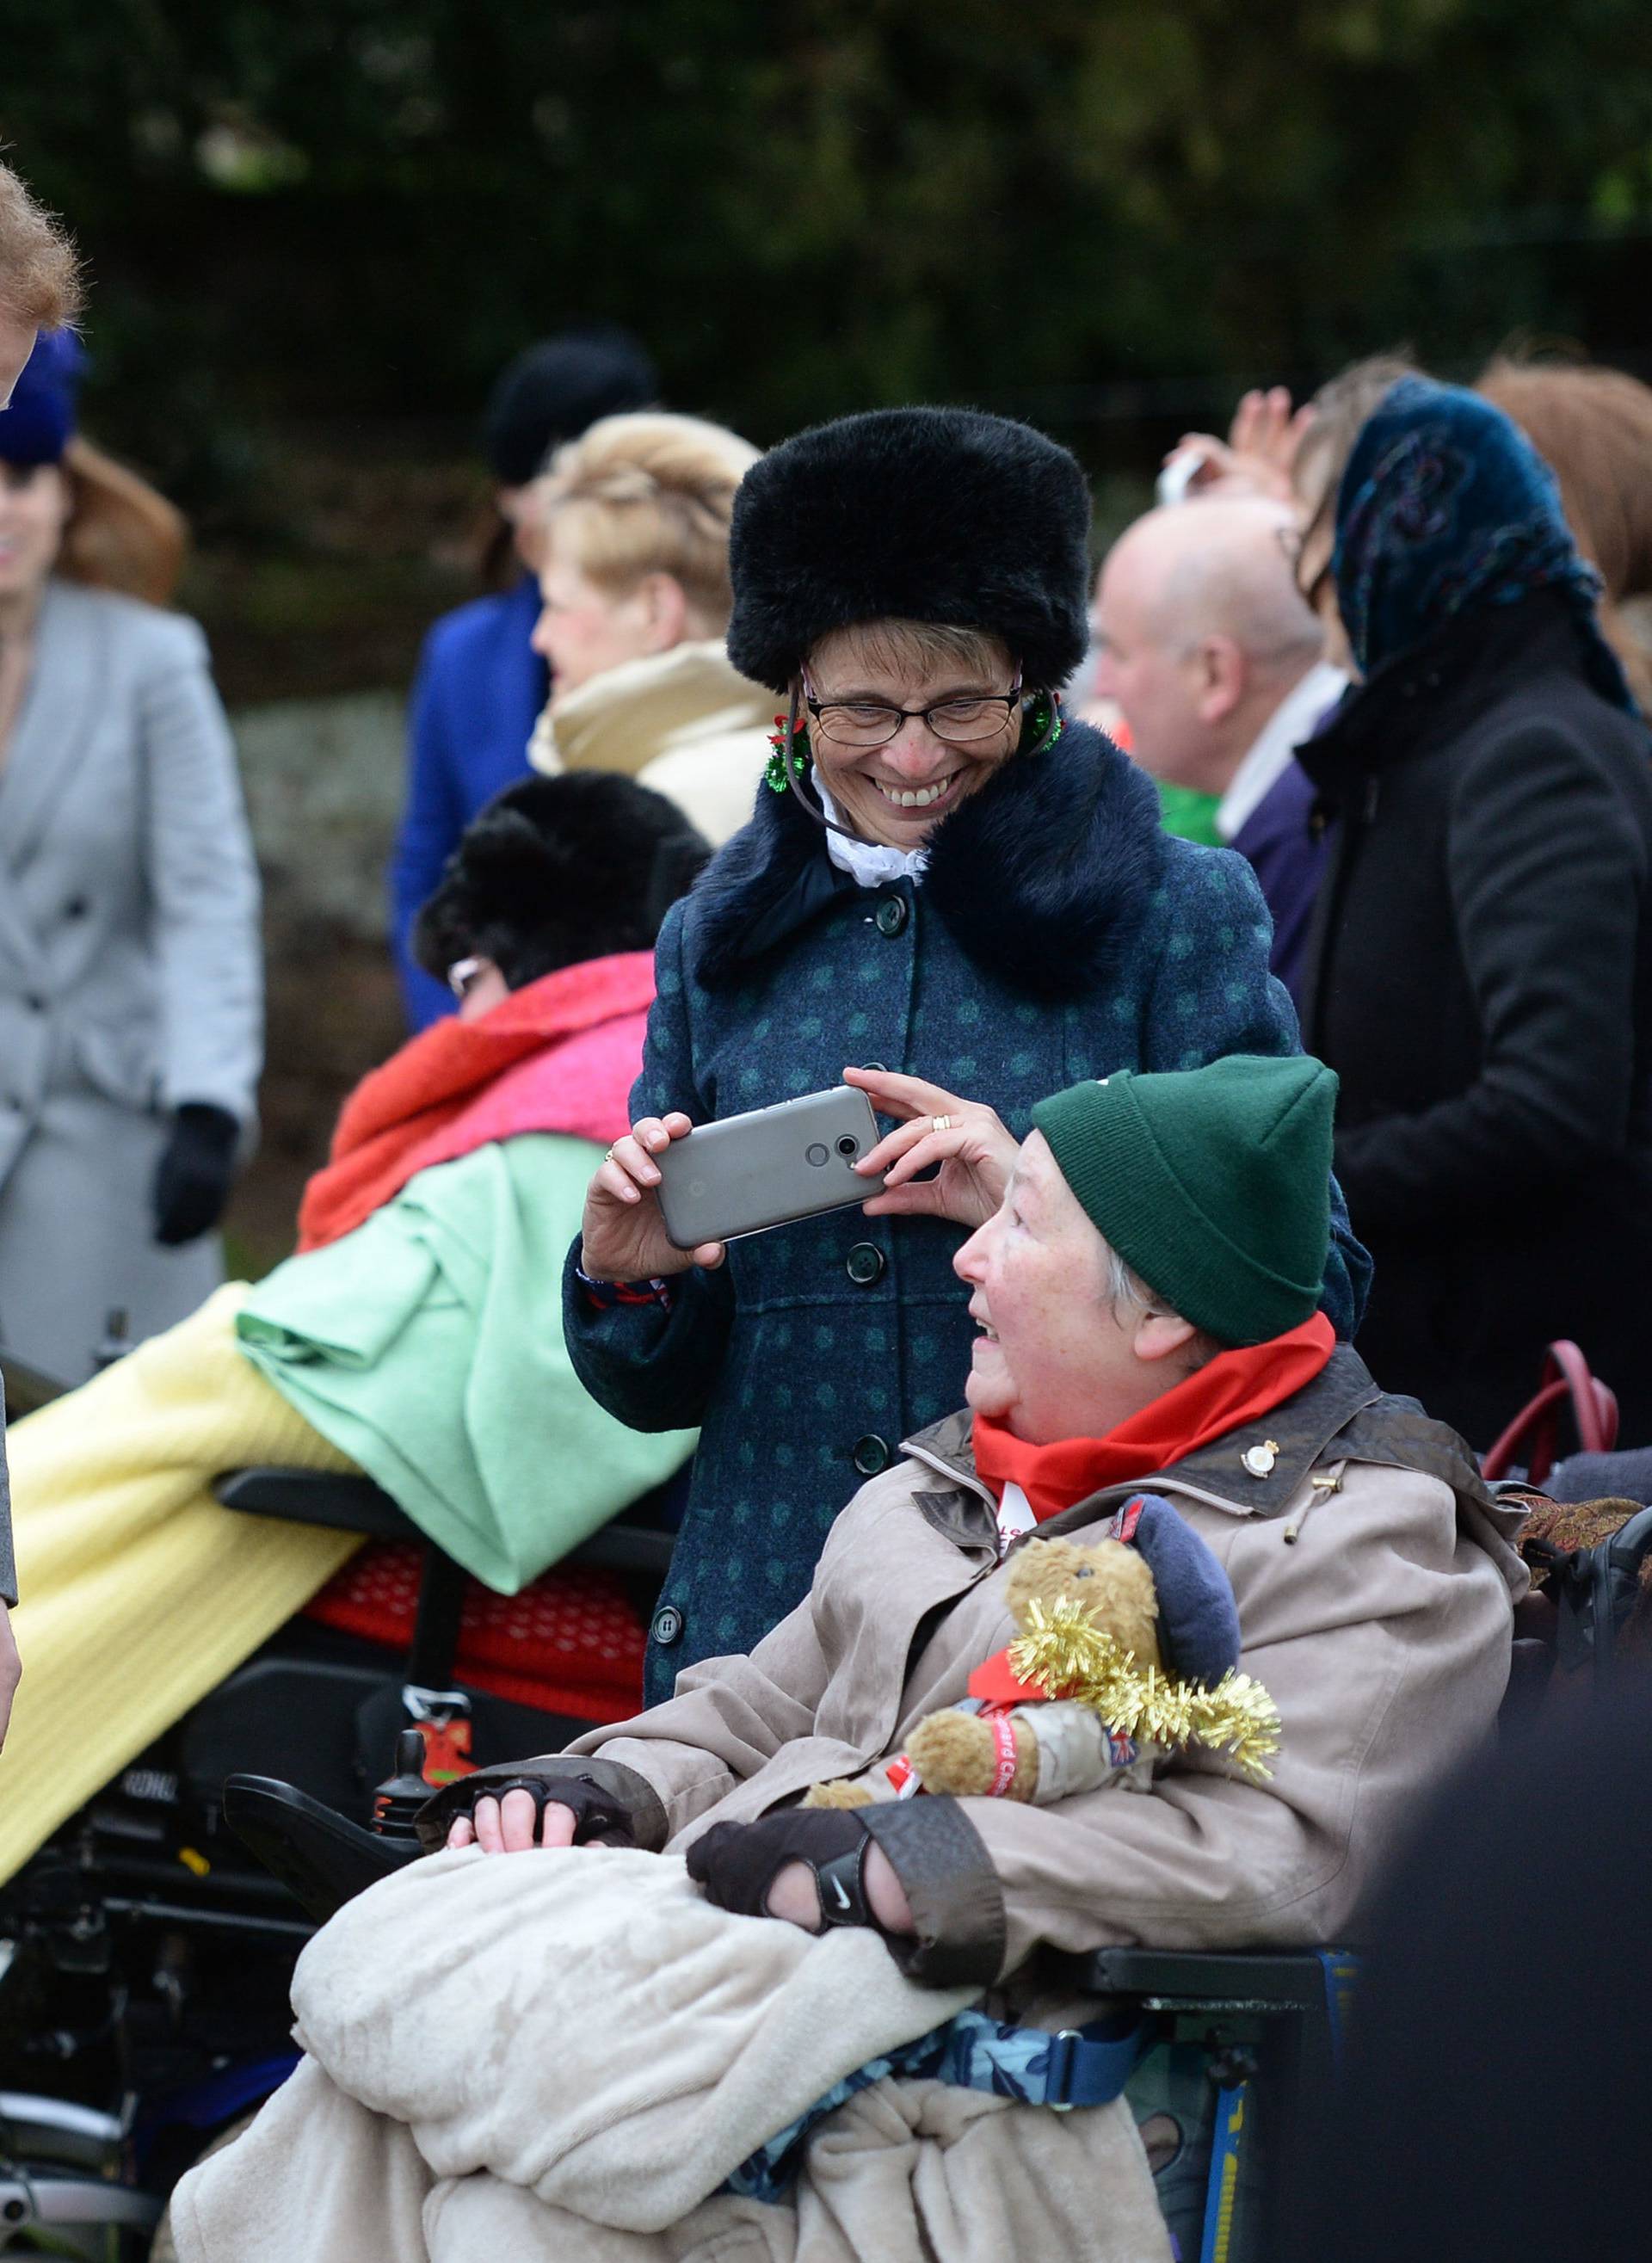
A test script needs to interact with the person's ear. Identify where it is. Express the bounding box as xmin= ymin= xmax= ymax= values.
xmin=638 ymin=572 xmax=689 ymax=651
xmin=1193 ymin=635 xmax=1246 ymax=725
xmin=1132 ymin=1308 xmax=1199 ymax=1366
